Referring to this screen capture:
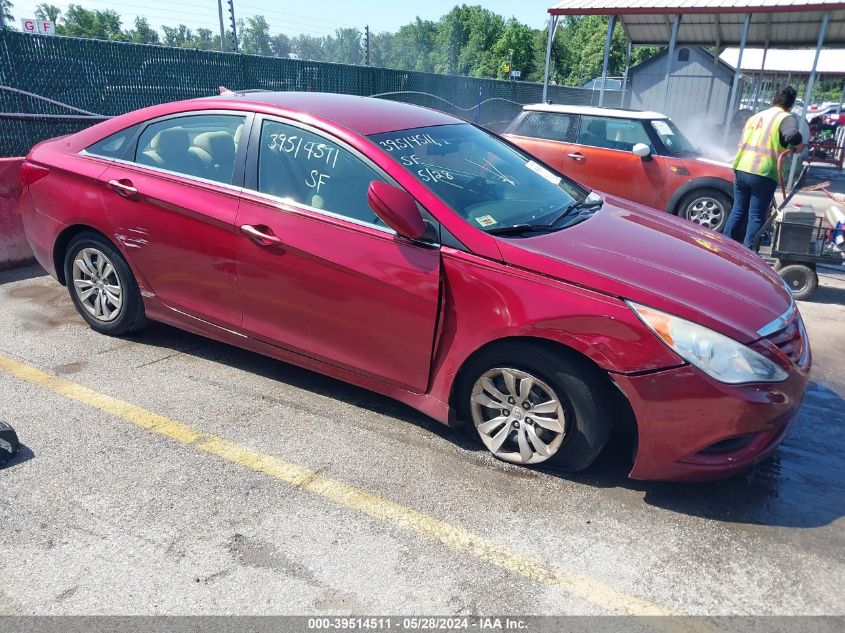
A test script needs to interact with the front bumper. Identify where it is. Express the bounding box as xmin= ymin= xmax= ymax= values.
xmin=613 ymin=361 xmax=810 ymax=482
